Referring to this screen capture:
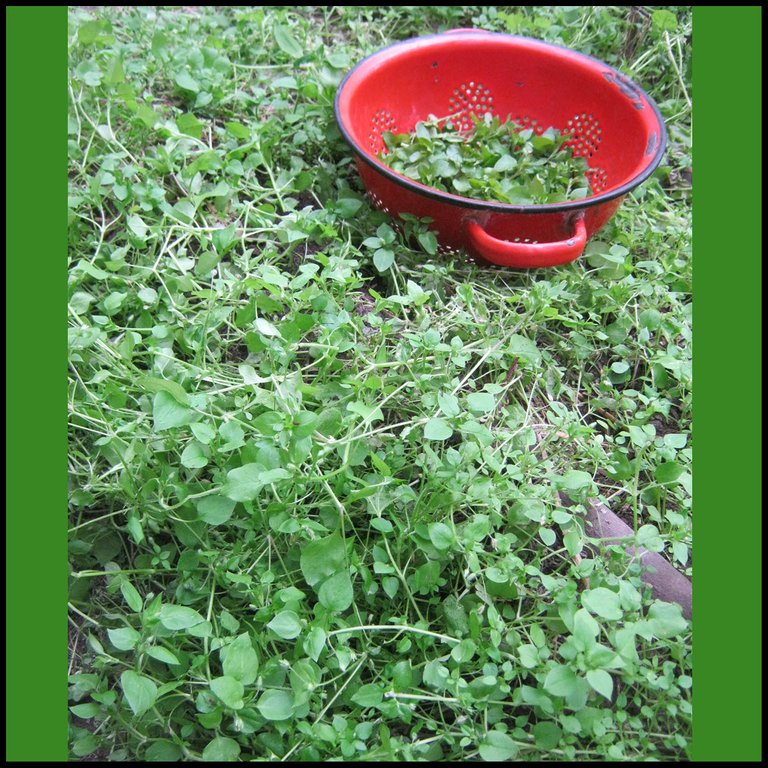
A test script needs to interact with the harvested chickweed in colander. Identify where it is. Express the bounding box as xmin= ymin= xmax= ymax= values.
xmin=380 ymin=113 xmax=591 ymax=205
